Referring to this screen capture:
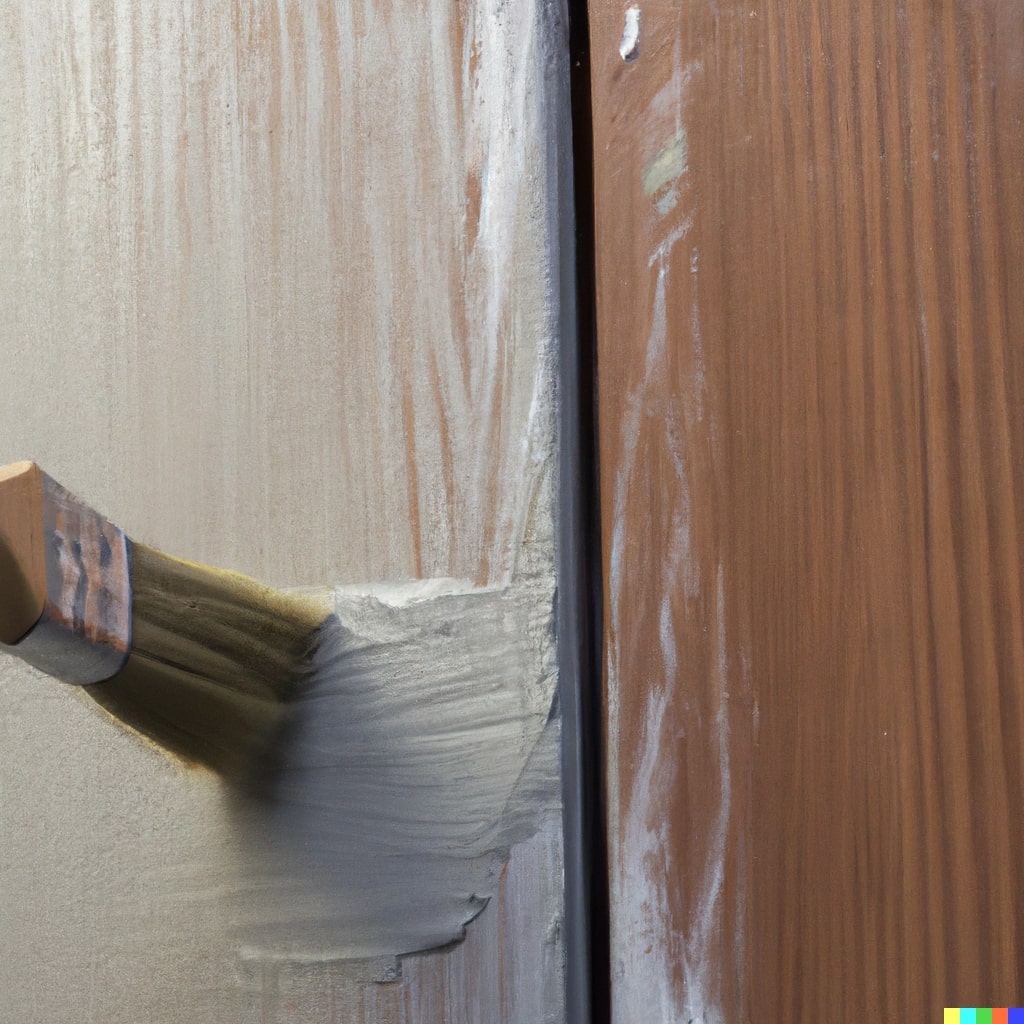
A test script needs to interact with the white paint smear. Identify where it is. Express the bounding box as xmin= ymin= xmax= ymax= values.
xmin=619 ymin=7 xmax=641 ymax=62
xmin=609 ymin=86 xmax=742 ymax=1015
